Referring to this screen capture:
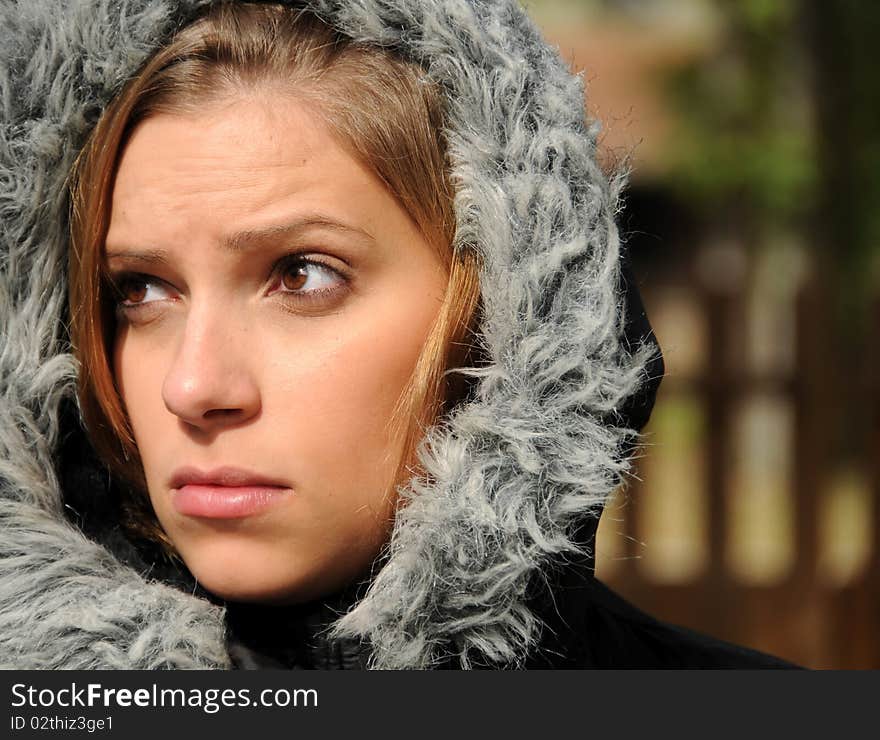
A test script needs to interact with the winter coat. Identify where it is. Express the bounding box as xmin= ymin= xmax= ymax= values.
xmin=0 ymin=0 xmax=794 ymax=669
